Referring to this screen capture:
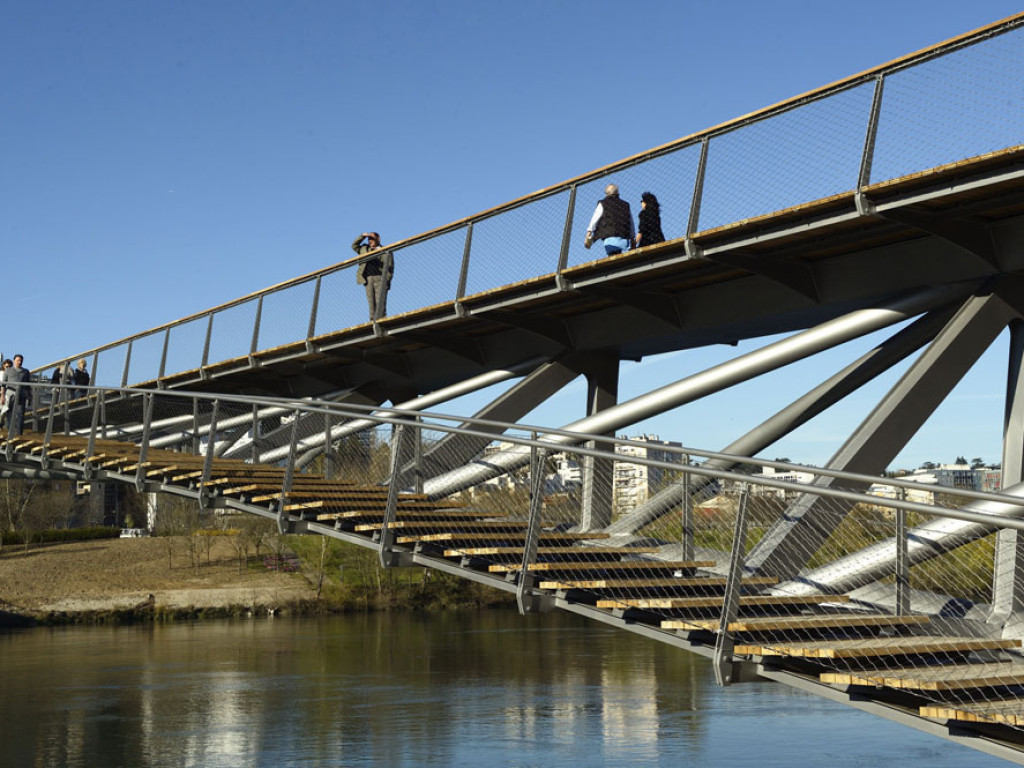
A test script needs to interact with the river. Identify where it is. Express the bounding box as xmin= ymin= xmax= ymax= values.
xmin=0 ymin=610 xmax=1010 ymax=767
